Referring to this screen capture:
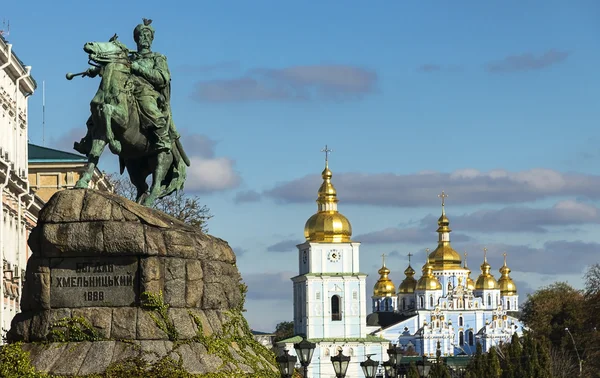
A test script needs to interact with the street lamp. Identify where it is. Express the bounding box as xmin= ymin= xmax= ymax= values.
xmin=294 ymin=337 xmax=316 ymax=378
xmin=415 ymin=355 xmax=431 ymax=378
xmin=382 ymin=360 xmax=395 ymax=377
xmin=330 ymin=349 xmax=351 ymax=378
xmin=387 ymin=343 xmax=403 ymax=377
xmin=276 ymin=349 xmax=297 ymax=378
xmin=565 ymin=328 xmax=583 ymax=377
xmin=360 ymin=354 xmax=380 ymax=378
